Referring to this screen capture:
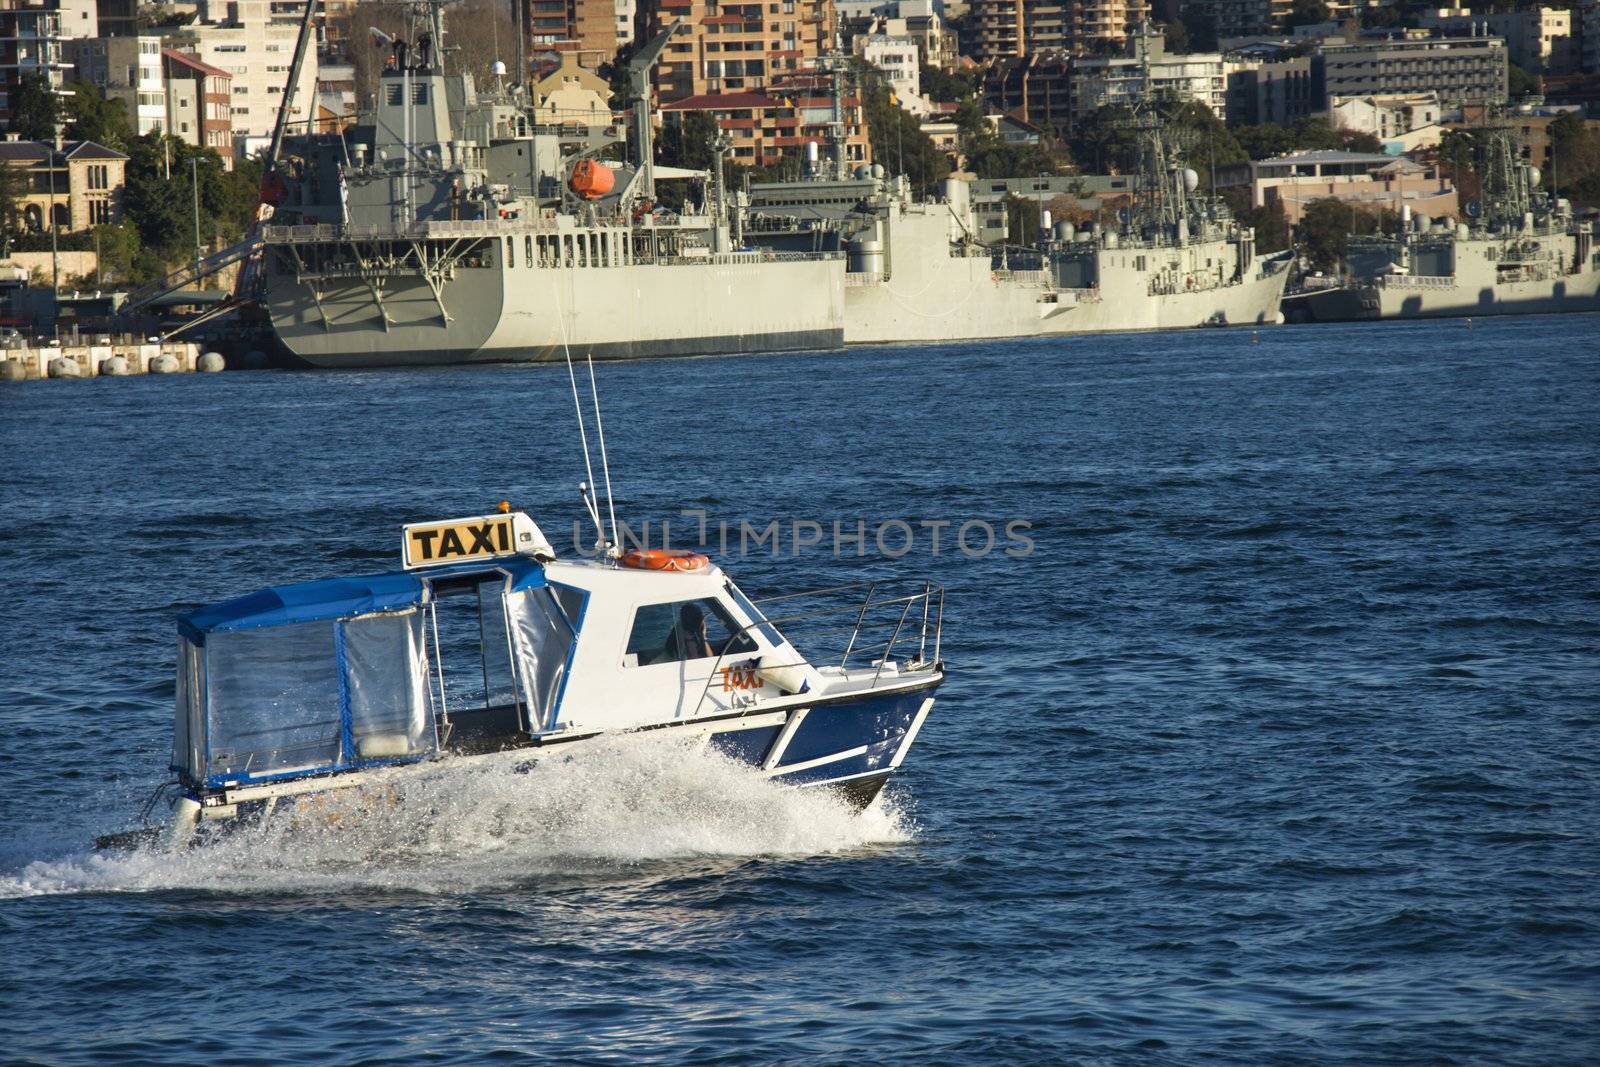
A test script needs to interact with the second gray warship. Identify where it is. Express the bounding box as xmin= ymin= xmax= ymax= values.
xmin=743 ymin=48 xmax=1289 ymax=344
xmin=1284 ymin=117 xmax=1600 ymax=323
